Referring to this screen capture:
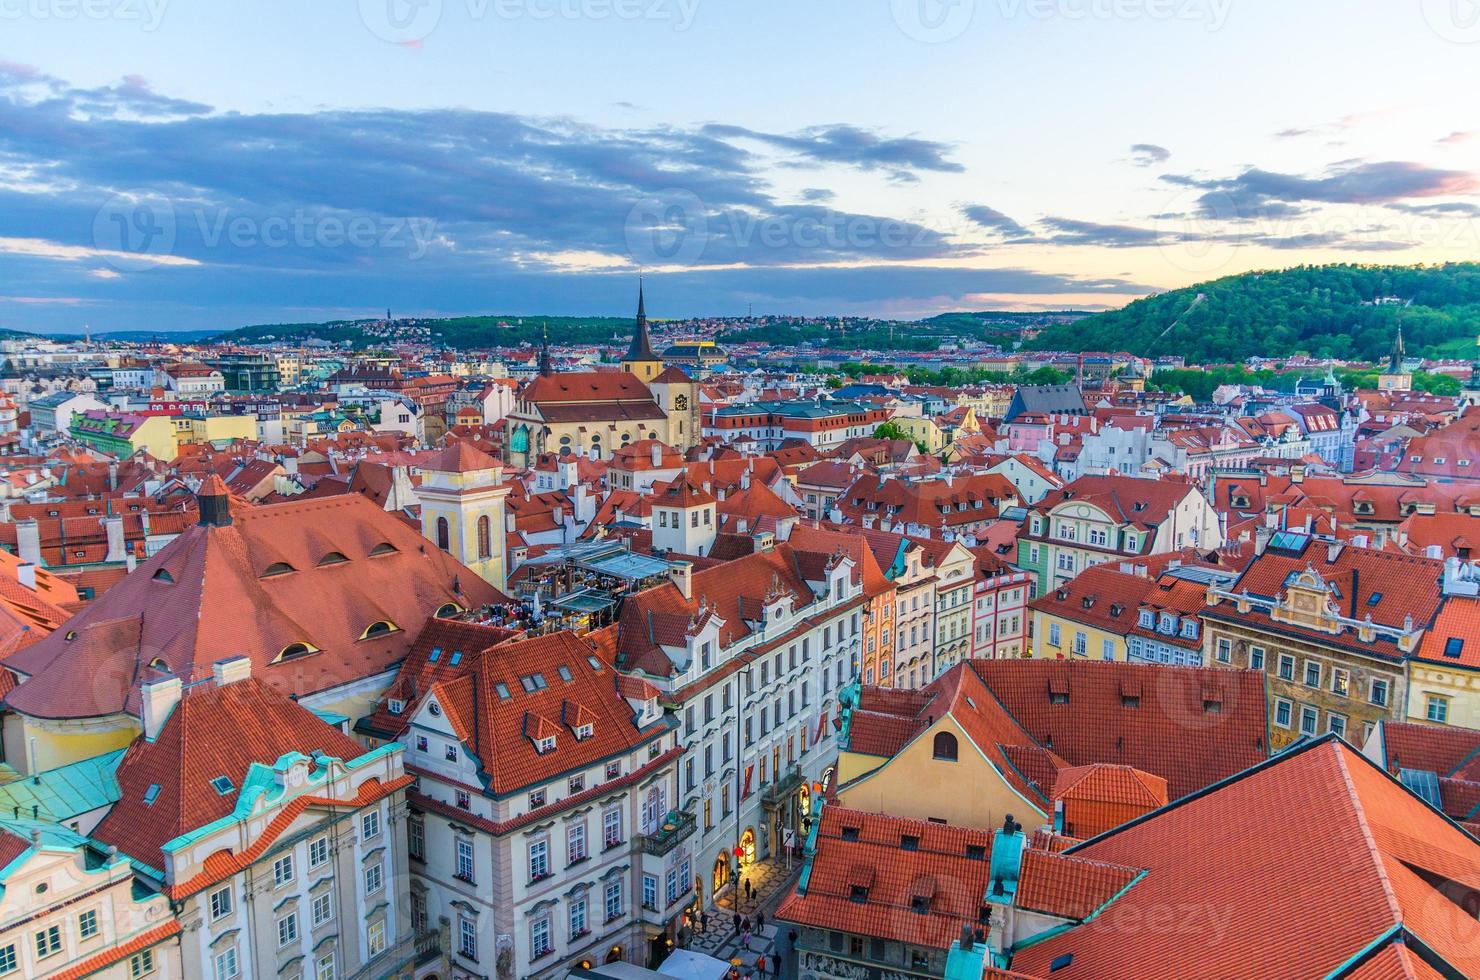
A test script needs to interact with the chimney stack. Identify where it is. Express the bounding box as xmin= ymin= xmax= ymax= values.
xmin=668 ymin=560 xmax=694 ymax=601
xmin=651 ymin=442 xmax=663 ymax=468
xmin=212 ymin=655 xmax=252 ymax=687
xmin=104 ymin=515 xmax=126 ymax=562
xmin=15 ymin=519 xmax=40 ymax=565
xmin=15 ymin=563 xmax=37 ymax=592
xmin=141 ymin=676 xmax=183 ymax=740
